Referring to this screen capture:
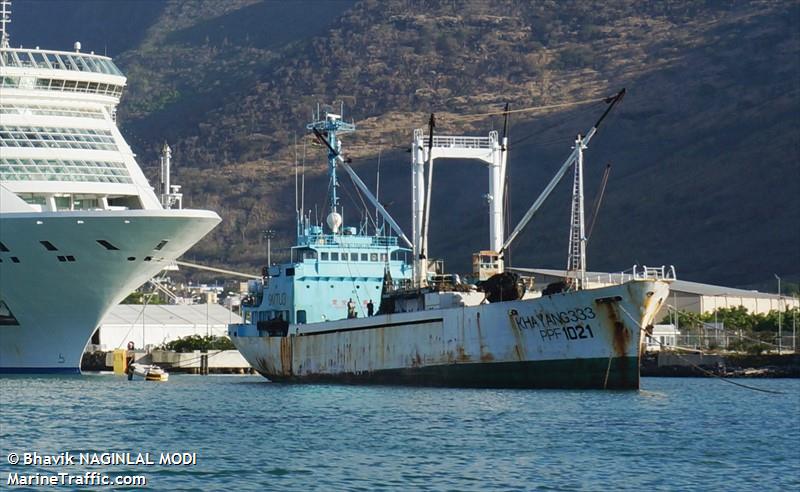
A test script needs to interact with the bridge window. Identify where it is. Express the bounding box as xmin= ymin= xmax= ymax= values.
xmin=0 ymin=242 xmax=8 ymax=252
xmin=391 ymin=251 xmax=408 ymax=262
